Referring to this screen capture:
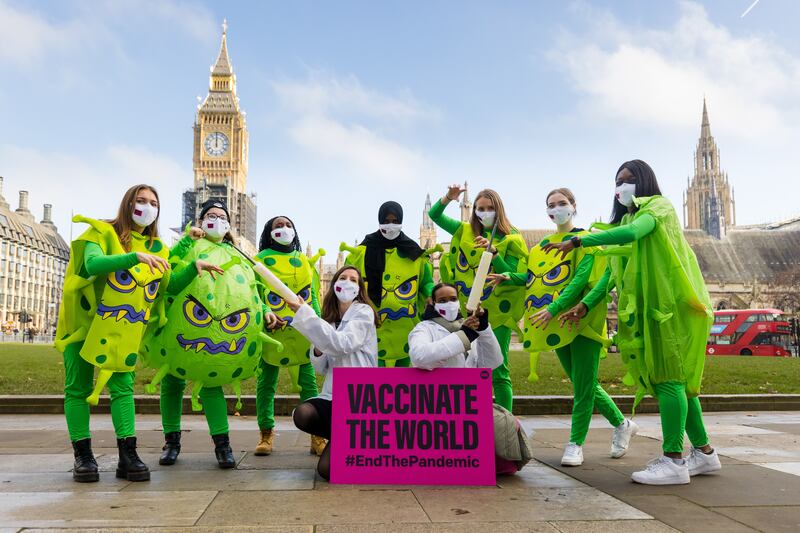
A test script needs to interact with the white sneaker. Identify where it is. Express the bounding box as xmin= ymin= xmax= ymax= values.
xmin=611 ymin=419 xmax=639 ymax=459
xmin=631 ymin=456 xmax=690 ymax=485
xmin=561 ymin=443 xmax=584 ymax=466
xmin=686 ymin=447 xmax=722 ymax=476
